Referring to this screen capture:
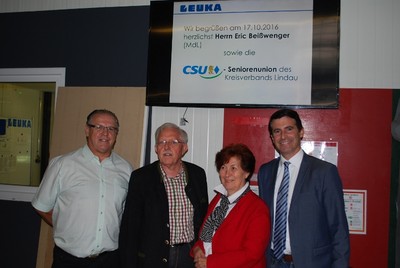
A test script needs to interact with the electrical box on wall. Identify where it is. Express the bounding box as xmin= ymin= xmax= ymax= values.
xmin=0 ymin=117 xmax=31 ymax=185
